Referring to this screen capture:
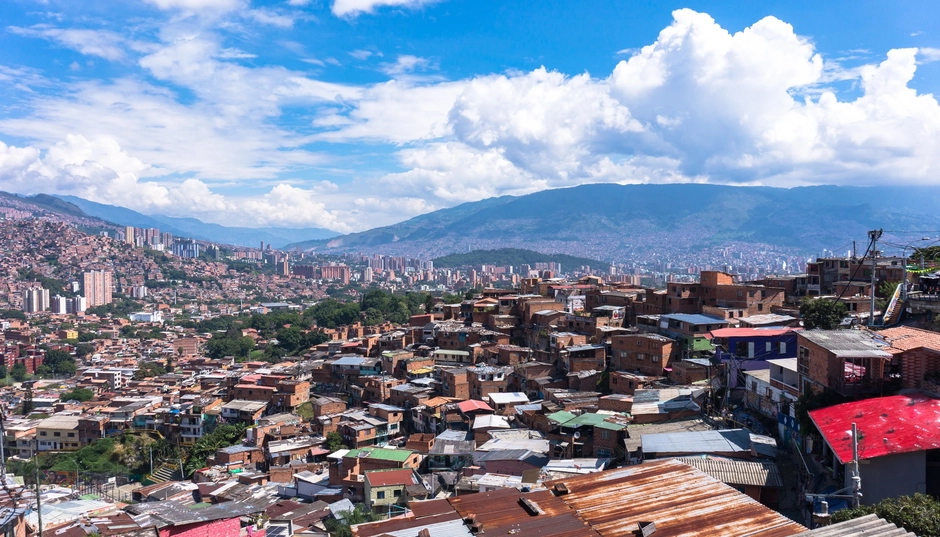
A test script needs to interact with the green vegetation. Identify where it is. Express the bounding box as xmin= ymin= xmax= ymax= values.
xmin=42 ymin=349 xmax=77 ymax=377
xmin=10 ymin=363 xmax=27 ymax=382
xmin=433 ymin=247 xmax=604 ymax=269
xmin=0 ymin=309 xmax=27 ymax=321
xmin=303 ymin=299 xmax=360 ymax=328
xmin=206 ymin=332 xmax=256 ymax=359
xmin=134 ymin=362 xmax=167 ymax=379
xmin=831 ymin=493 xmax=940 ymax=537
xmin=17 ymin=268 xmax=71 ymax=297
xmin=86 ymin=297 xmax=143 ymax=318
xmin=295 ymin=401 xmax=314 ymax=421
xmin=184 ymin=423 xmax=248 ymax=476
xmin=59 ymin=387 xmax=95 ymax=402
xmin=324 ymin=504 xmax=381 ymax=537
xmin=326 ymin=431 xmax=347 ymax=453
xmin=799 ymin=298 xmax=847 ymax=330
